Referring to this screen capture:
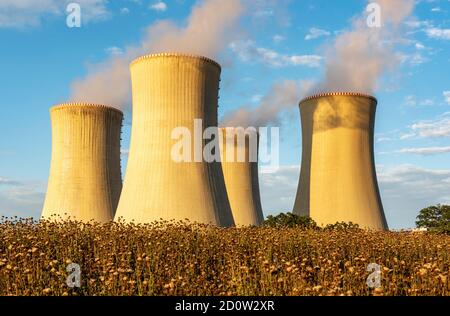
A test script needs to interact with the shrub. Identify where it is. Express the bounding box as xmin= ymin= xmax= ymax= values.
xmin=263 ymin=212 xmax=317 ymax=229
xmin=325 ymin=222 xmax=360 ymax=231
